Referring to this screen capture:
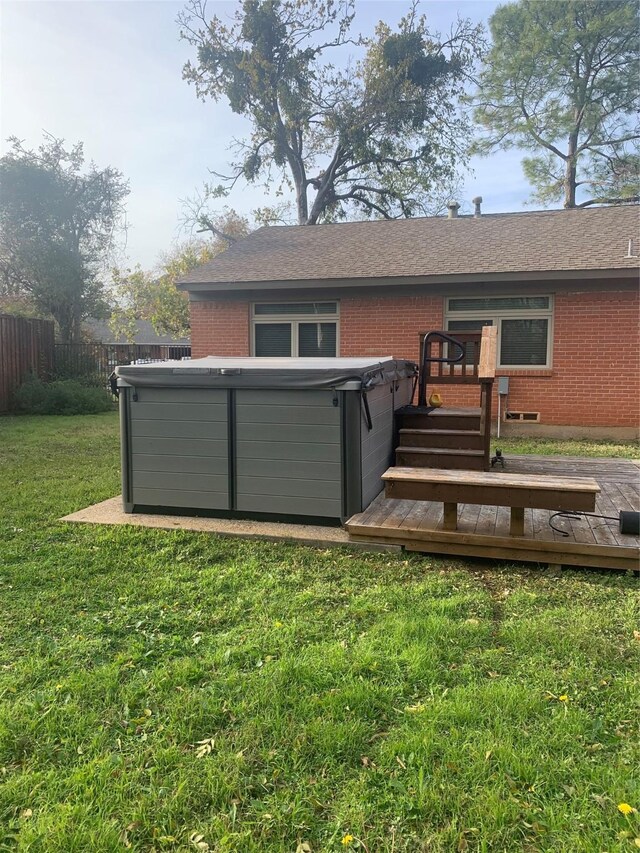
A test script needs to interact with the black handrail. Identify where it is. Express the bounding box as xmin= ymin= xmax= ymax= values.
xmin=418 ymin=331 xmax=466 ymax=407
